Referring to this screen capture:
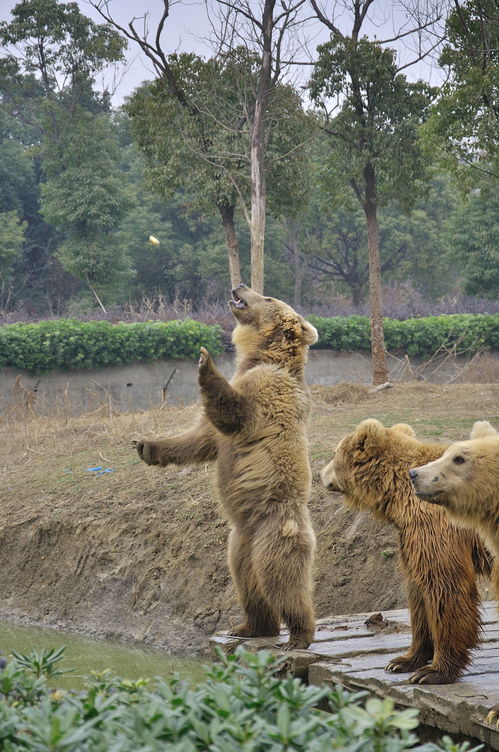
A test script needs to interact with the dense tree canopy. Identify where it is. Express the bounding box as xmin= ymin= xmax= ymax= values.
xmin=0 ymin=0 xmax=497 ymax=318
xmin=424 ymin=0 xmax=499 ymax=182
xmin=125 ymin=47 xmax=311 ymax=289
xmin=450 ymin=183 xmax=499 ymax=298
